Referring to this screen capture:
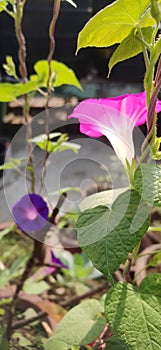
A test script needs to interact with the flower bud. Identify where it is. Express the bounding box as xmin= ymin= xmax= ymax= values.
xmin=151 ymin=0 xmax=161 ymax=25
